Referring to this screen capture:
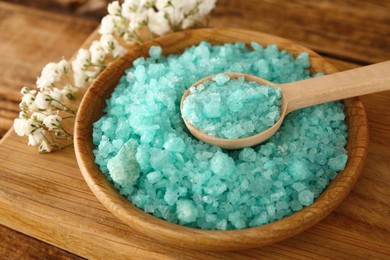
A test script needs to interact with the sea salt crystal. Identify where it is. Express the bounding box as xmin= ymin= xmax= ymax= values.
xmin=177 ymin=199 xmax=199 ymax=224
xmin=298 ymin=190 xmax=315 ymax=206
